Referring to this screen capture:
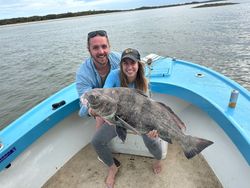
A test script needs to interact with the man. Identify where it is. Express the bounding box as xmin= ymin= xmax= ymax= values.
xmin=76 ymin=30 xmax=120 ymax=116
xmin=76 ymin=30 xmax=121 ymax=188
